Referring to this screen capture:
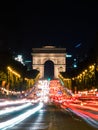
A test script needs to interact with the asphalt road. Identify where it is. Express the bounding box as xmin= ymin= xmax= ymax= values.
xmin=7 ymin=104 xmax=97 ymax=130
